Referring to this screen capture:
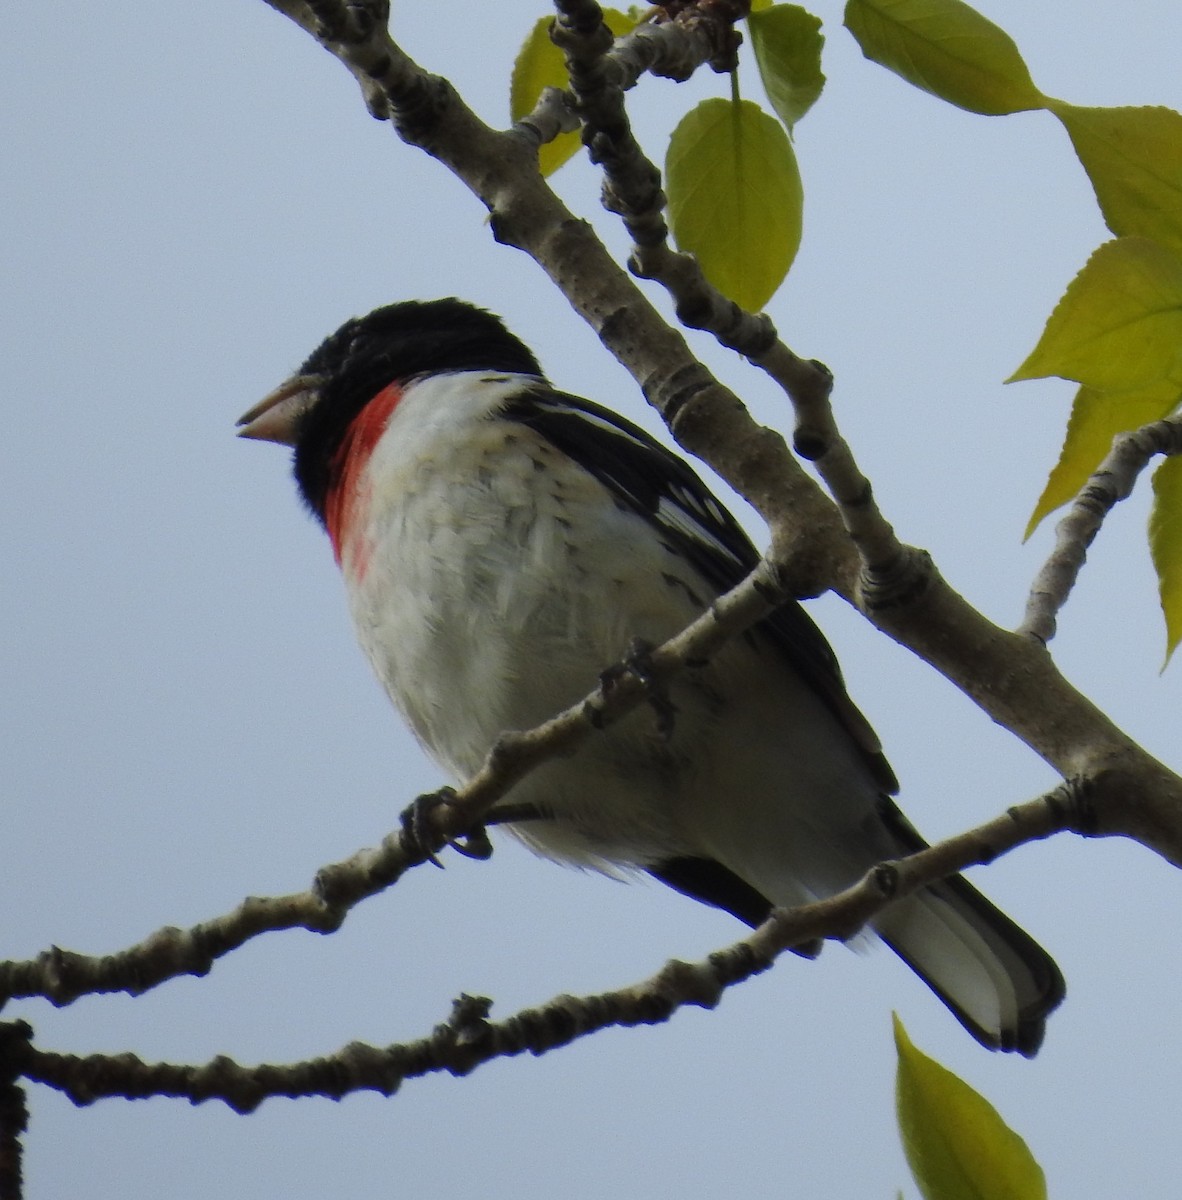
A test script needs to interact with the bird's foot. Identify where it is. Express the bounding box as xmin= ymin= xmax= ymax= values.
xmin=399 ymin=786 xmax=494 ymax=866
xmin=599 ymin=636 xmax=678 ymax=740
